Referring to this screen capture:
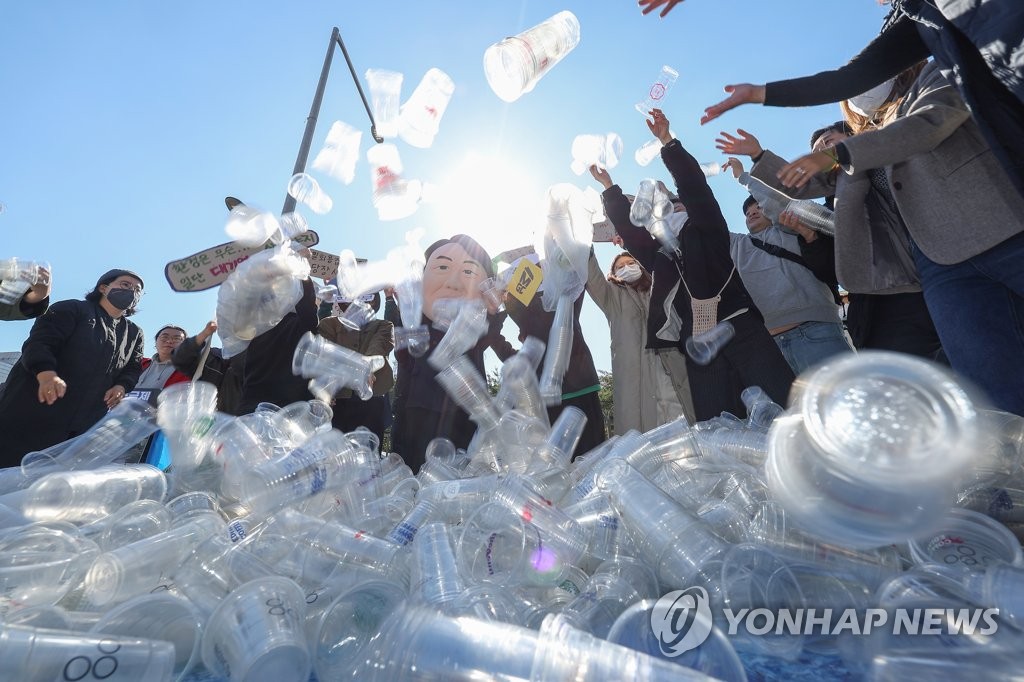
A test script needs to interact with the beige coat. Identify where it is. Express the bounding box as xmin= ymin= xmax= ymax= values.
xmin=586 ymin=252 xmax=695 ymax=434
